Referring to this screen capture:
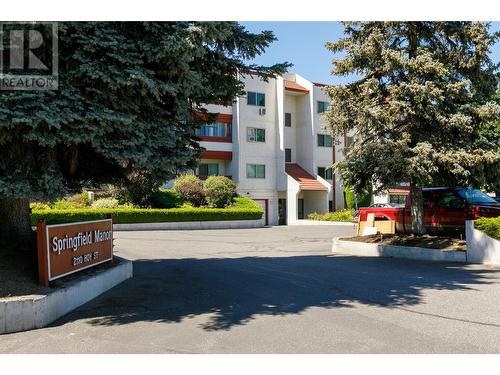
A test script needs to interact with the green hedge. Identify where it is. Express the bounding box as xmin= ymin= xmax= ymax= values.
xmin=475 ymin=217 xmax=500 ymax=241
xmin=31 ymin=196 xmax=263 ymax=225
xmin=307 ymin=209 xmax=354 ymax=222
